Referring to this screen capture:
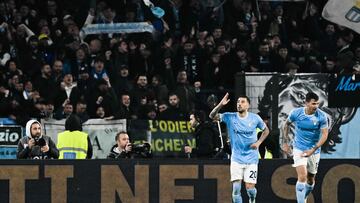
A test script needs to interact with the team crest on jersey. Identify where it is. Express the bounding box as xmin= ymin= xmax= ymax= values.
xmin=310 ymin=117 xmax=318 ymax=126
